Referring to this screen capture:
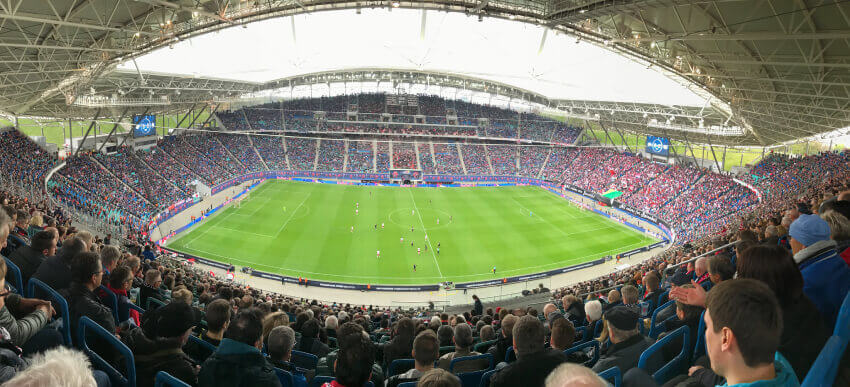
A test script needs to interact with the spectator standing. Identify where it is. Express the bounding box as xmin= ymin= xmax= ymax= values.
xmin=472 ymin=295 xmax=483 ymax=316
